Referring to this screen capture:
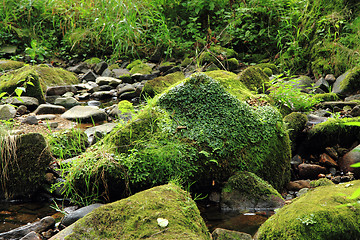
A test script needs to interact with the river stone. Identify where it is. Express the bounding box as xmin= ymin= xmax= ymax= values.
xmin=96 ymin=76 xmax=122 ymax=87
xmin=46 ymin=85 xmax=77 ymax=96
xmin=0 ymin=216 xmax=54 ymax=240
xmin=0 ymin=104 xmax=16 ymax=120
xmin=116 ymin=84 xmax=136 ymax=96
xmin=298 ymin=163 xmax=327 ymax=179
xmin=61 ymin=106 xmax=106 ymax=123
xmin=94 ymin=61 xmax=108 ymax=75
xmin=320 ymin=101 xmax=357 ymax=109
xmin=54 ymin=97 xmax=80 ymax=109
xmin=34 ymin=104 xmax=66 ymax=115
xmin=50 ymin=183 xmax=210 ymax=240
xmin=87 ymin=100 xmax=101 ymax=107
xmin=212 ymin=228 xmax=252 ymax=240
xmin=80 ymin=70 xmax=97 ymax=82
xmin=20 ymin=231 xmax=42 ymax=240
xmin=350 ymin=105 xmax=360 ymax=117
xmin=22 ymin=115 xmax=38 ymax=125
xmin=314 ymin=77 xmax=329 ymax=92
xmin=35 ymin=114 xmax=56 ymax=120
xmin=220 ymin=171 xmax=284 ymax=211
xmin=332 ymin=66 xmax=360 ymax=97
xmin=286 ymin=180 xmax=310 ymax=191
xmin=345 ymin=94 xmax=360 ymax=102
xmin=91 ymin=91 xmax=113 ymax=100
xmin=339 ymin=144 xmax=360 ymax=178
xmin=4 ymin=96 xmax=39 ymax=111
xmin=60 ymin=203 xmax=103 ymax=228
xmin=84 ymin=123 xmax=117 ymax=138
